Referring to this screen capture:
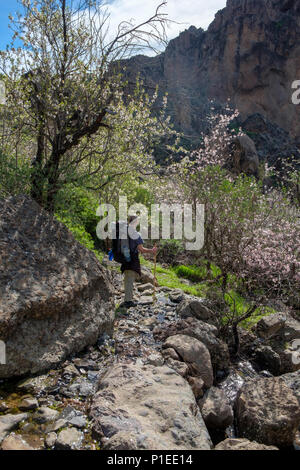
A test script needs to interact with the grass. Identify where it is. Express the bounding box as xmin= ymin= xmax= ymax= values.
xmin=140 ymin=255 xmax=276 ymax=329
xmin=83 ymin=242 xmax=276 ymax=331
xmin=224 ymin=289 xmax=276 ymax=329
